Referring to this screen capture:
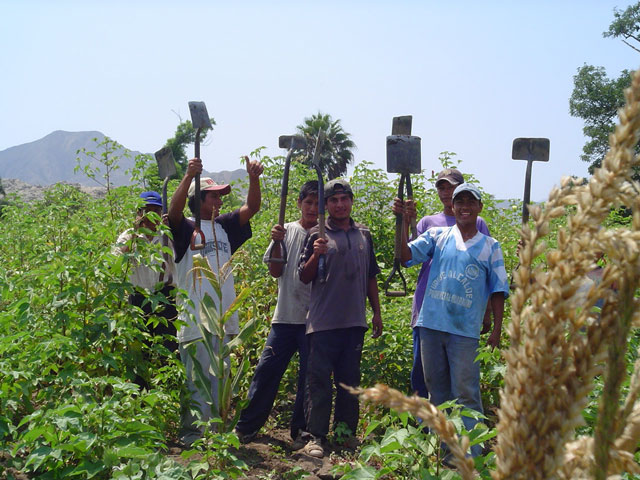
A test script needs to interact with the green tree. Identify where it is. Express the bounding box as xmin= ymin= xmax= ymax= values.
xmin=164 ymin=117 xmax=216 ymax=177
xmin=296 ymin=112 xmax=355 ymax=180
xmin=569 ymin=2 xmax=640 ymax=177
